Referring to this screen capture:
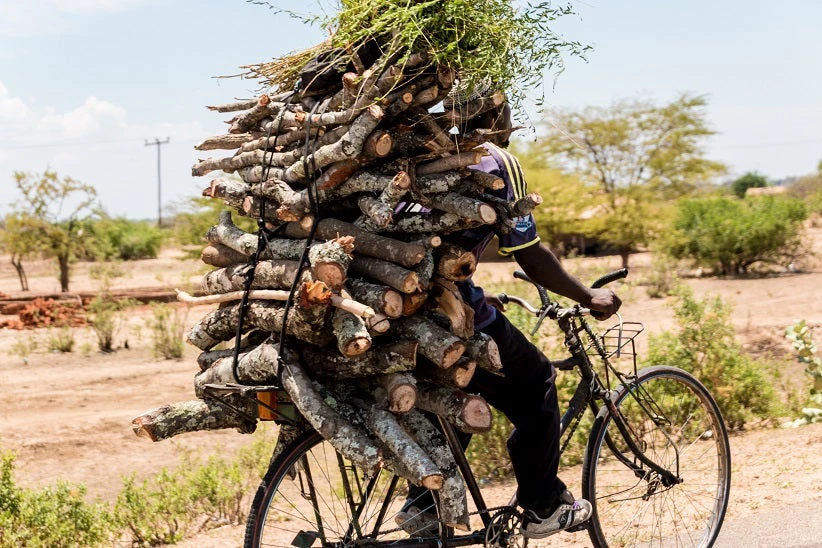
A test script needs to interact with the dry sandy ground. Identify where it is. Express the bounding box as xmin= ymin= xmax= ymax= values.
xmin=1 ymin=232 xmax=821 ymax=547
